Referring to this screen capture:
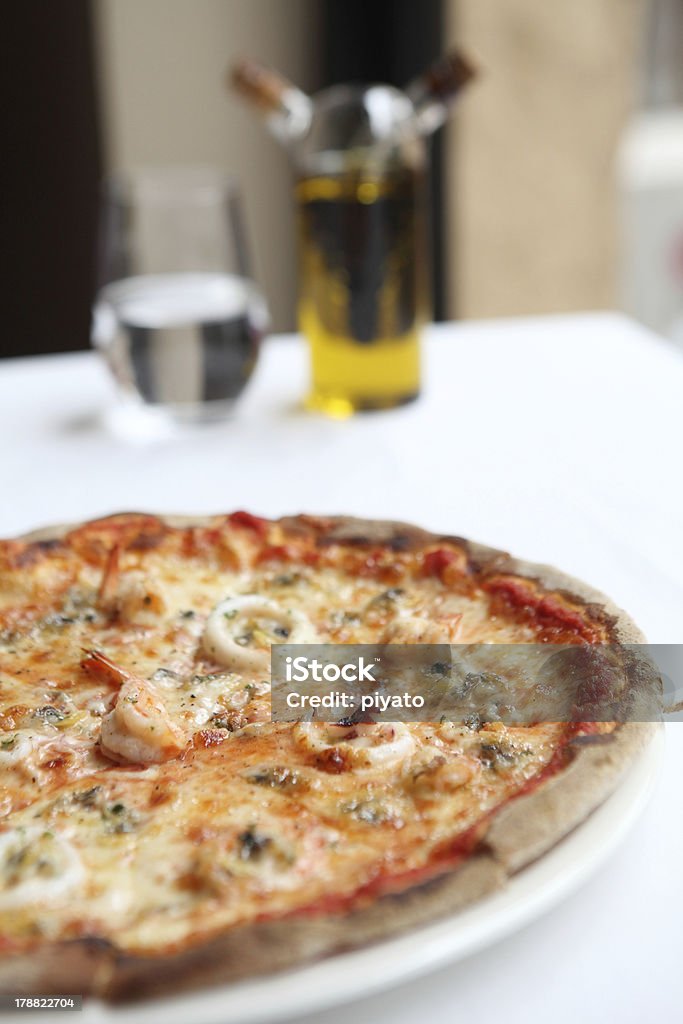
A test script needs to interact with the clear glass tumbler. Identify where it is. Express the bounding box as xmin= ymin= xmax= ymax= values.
xmin=92 ymin=168 xmax=267 ymax=430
